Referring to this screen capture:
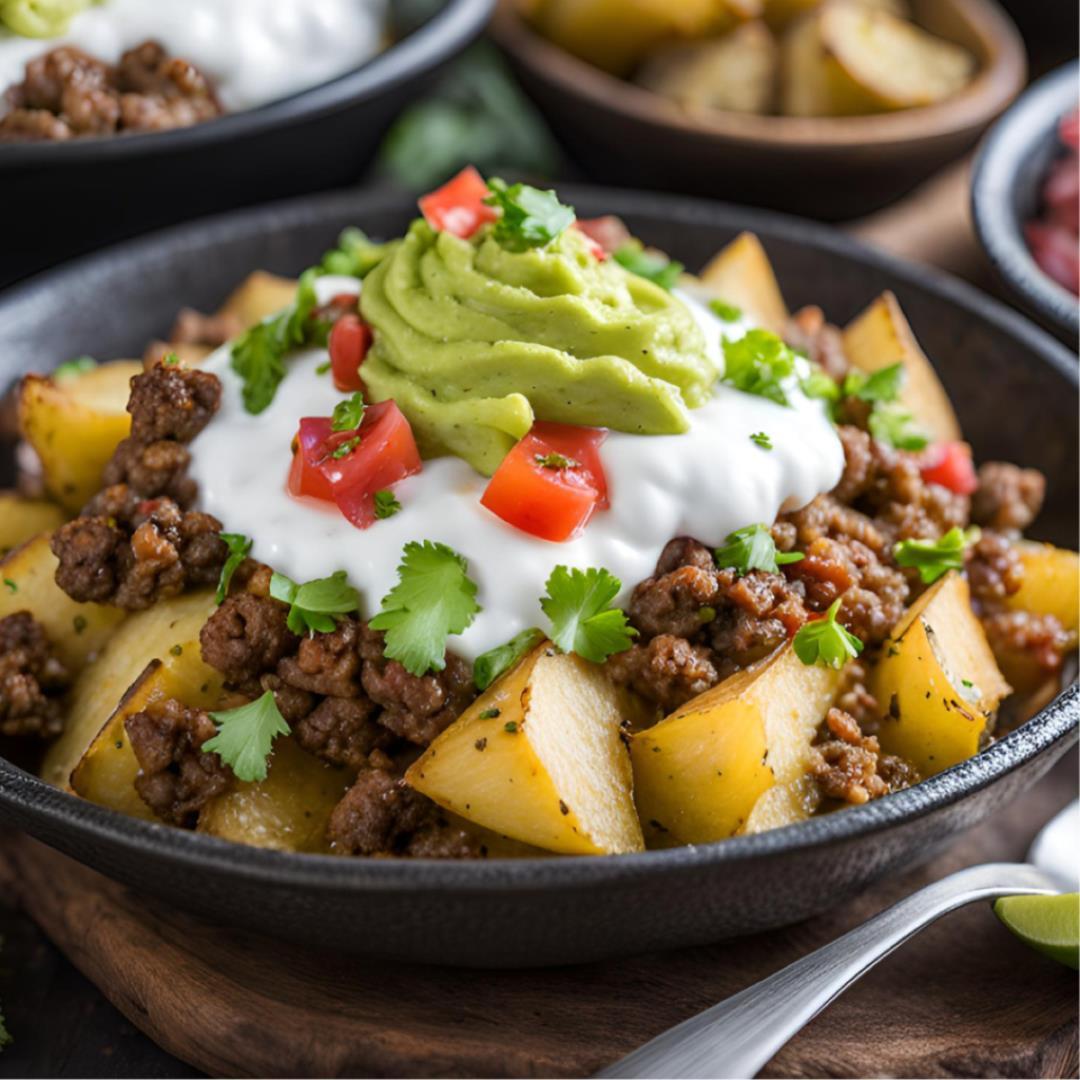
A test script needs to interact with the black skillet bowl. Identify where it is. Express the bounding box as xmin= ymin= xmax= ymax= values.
xmin=971 ymin=61 xmax=1080 ymax=346
xmin=0 ymin=186 xmax=1076 ymax=968
xmin=0 ymin=0 xmax=492 ymax=289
